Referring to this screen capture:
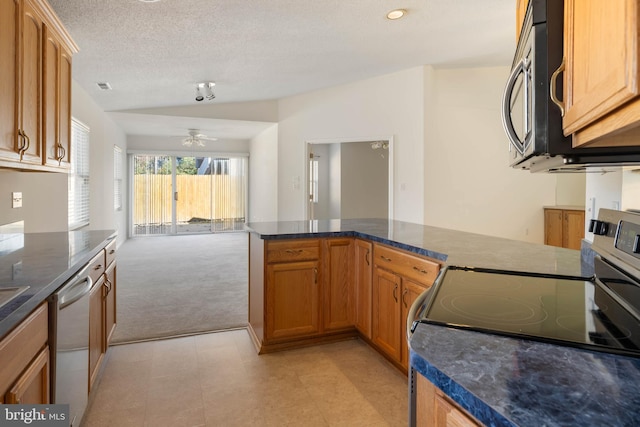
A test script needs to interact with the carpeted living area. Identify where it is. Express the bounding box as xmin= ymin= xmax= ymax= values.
xmin=111 ymin=232 xmax=248 ymax=344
